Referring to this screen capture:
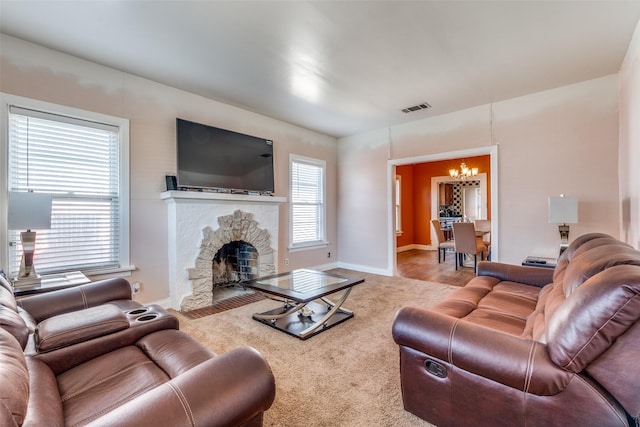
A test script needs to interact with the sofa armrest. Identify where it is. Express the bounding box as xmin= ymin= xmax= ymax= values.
xmin=35 ymin=305 xmax=129 ymax=352
xmin=477 ymin=261 xmax=553 ymax=287
xmin=30 ymin=306 xmax=179 ymax=375
xmin=392 ymin=306 xmax=573 ymax=395
xmin=17 ymin=278 xmax=132 ymax=322
xmin=85 ymin=346 xmax=276 ymax=427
